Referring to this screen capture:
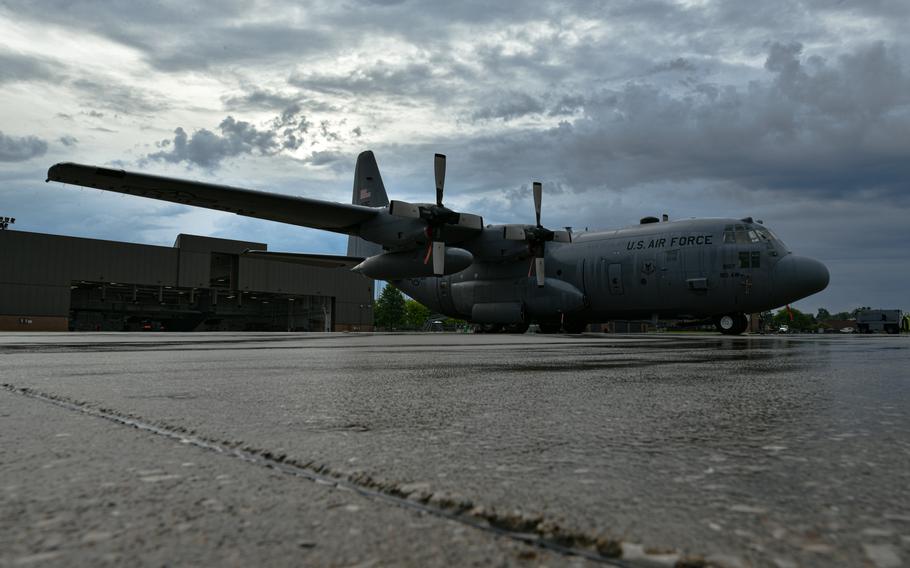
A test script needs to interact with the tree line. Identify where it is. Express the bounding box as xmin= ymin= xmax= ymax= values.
xmin=373 ymin=284 xmax=432 ymax=330
xmin=766 ymin=306 xmax=871 ymax=332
